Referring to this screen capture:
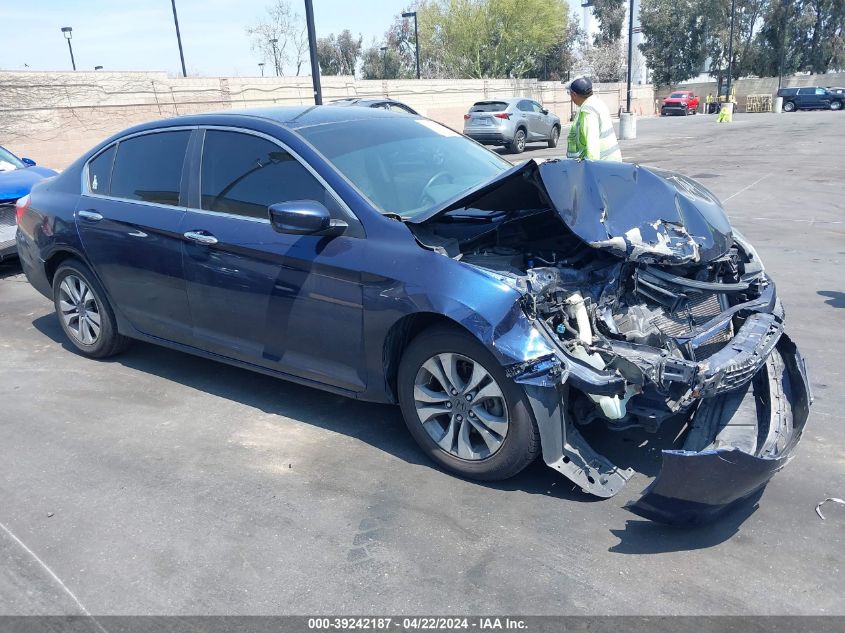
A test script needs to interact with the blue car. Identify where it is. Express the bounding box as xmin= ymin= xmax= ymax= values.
xmin=16 ymin=107 xmax=810 ymax=524
xmin=0 ymin=145 xmax=57 ymax=261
